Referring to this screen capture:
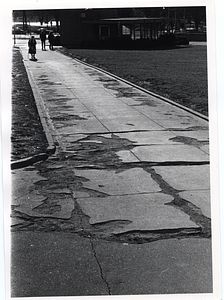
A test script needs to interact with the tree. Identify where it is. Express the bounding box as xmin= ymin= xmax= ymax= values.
xmin=22 ymin=10 xmax=27 ymax=31
xmin=53 ymin=10 xmax=60 ymax=32
xmin=185 ymin=7 xmax=206 ymax=31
